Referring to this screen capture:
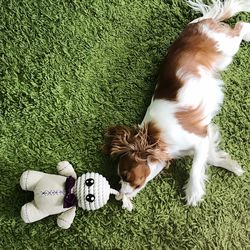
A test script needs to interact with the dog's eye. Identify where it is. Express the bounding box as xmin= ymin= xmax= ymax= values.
xmin=86 ymin=194 xmax=95 ymax=202
xmin=85 ymin=178 xmax=94 ymax=187
xmin=135 ymin=185 xmax=141 ymax=189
